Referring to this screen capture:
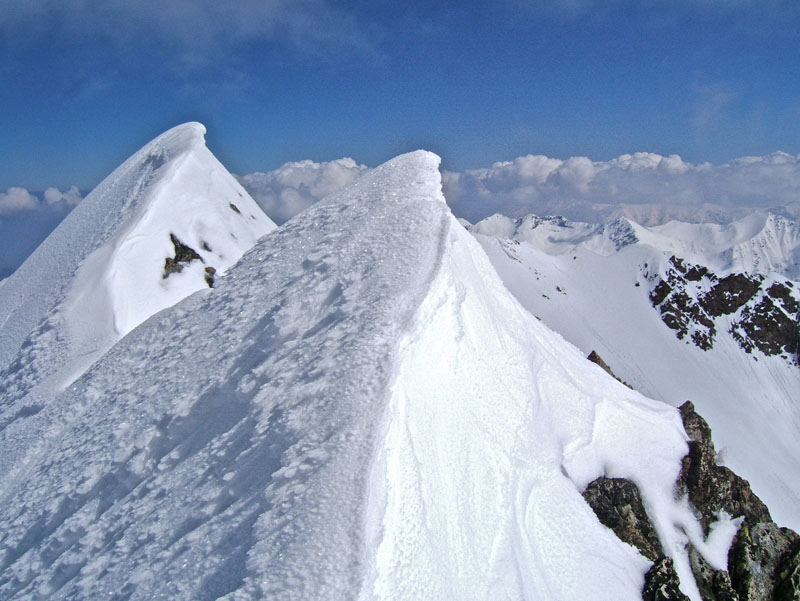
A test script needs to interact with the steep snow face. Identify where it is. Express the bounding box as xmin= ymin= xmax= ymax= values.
xmin=367 ymin=211 xmax=704 ymax=601
xmin=640 ymin=213 xmax=800 ymax=279
xmin=0 ymin=122 xmax=275 ymax=395
xmin=471 ymin=211 xmax=800 ymax=279
xmin=0 ymin=151 xmax=711 ymax=600
xmin=473 ymin=234 xmax=800 ymax=531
